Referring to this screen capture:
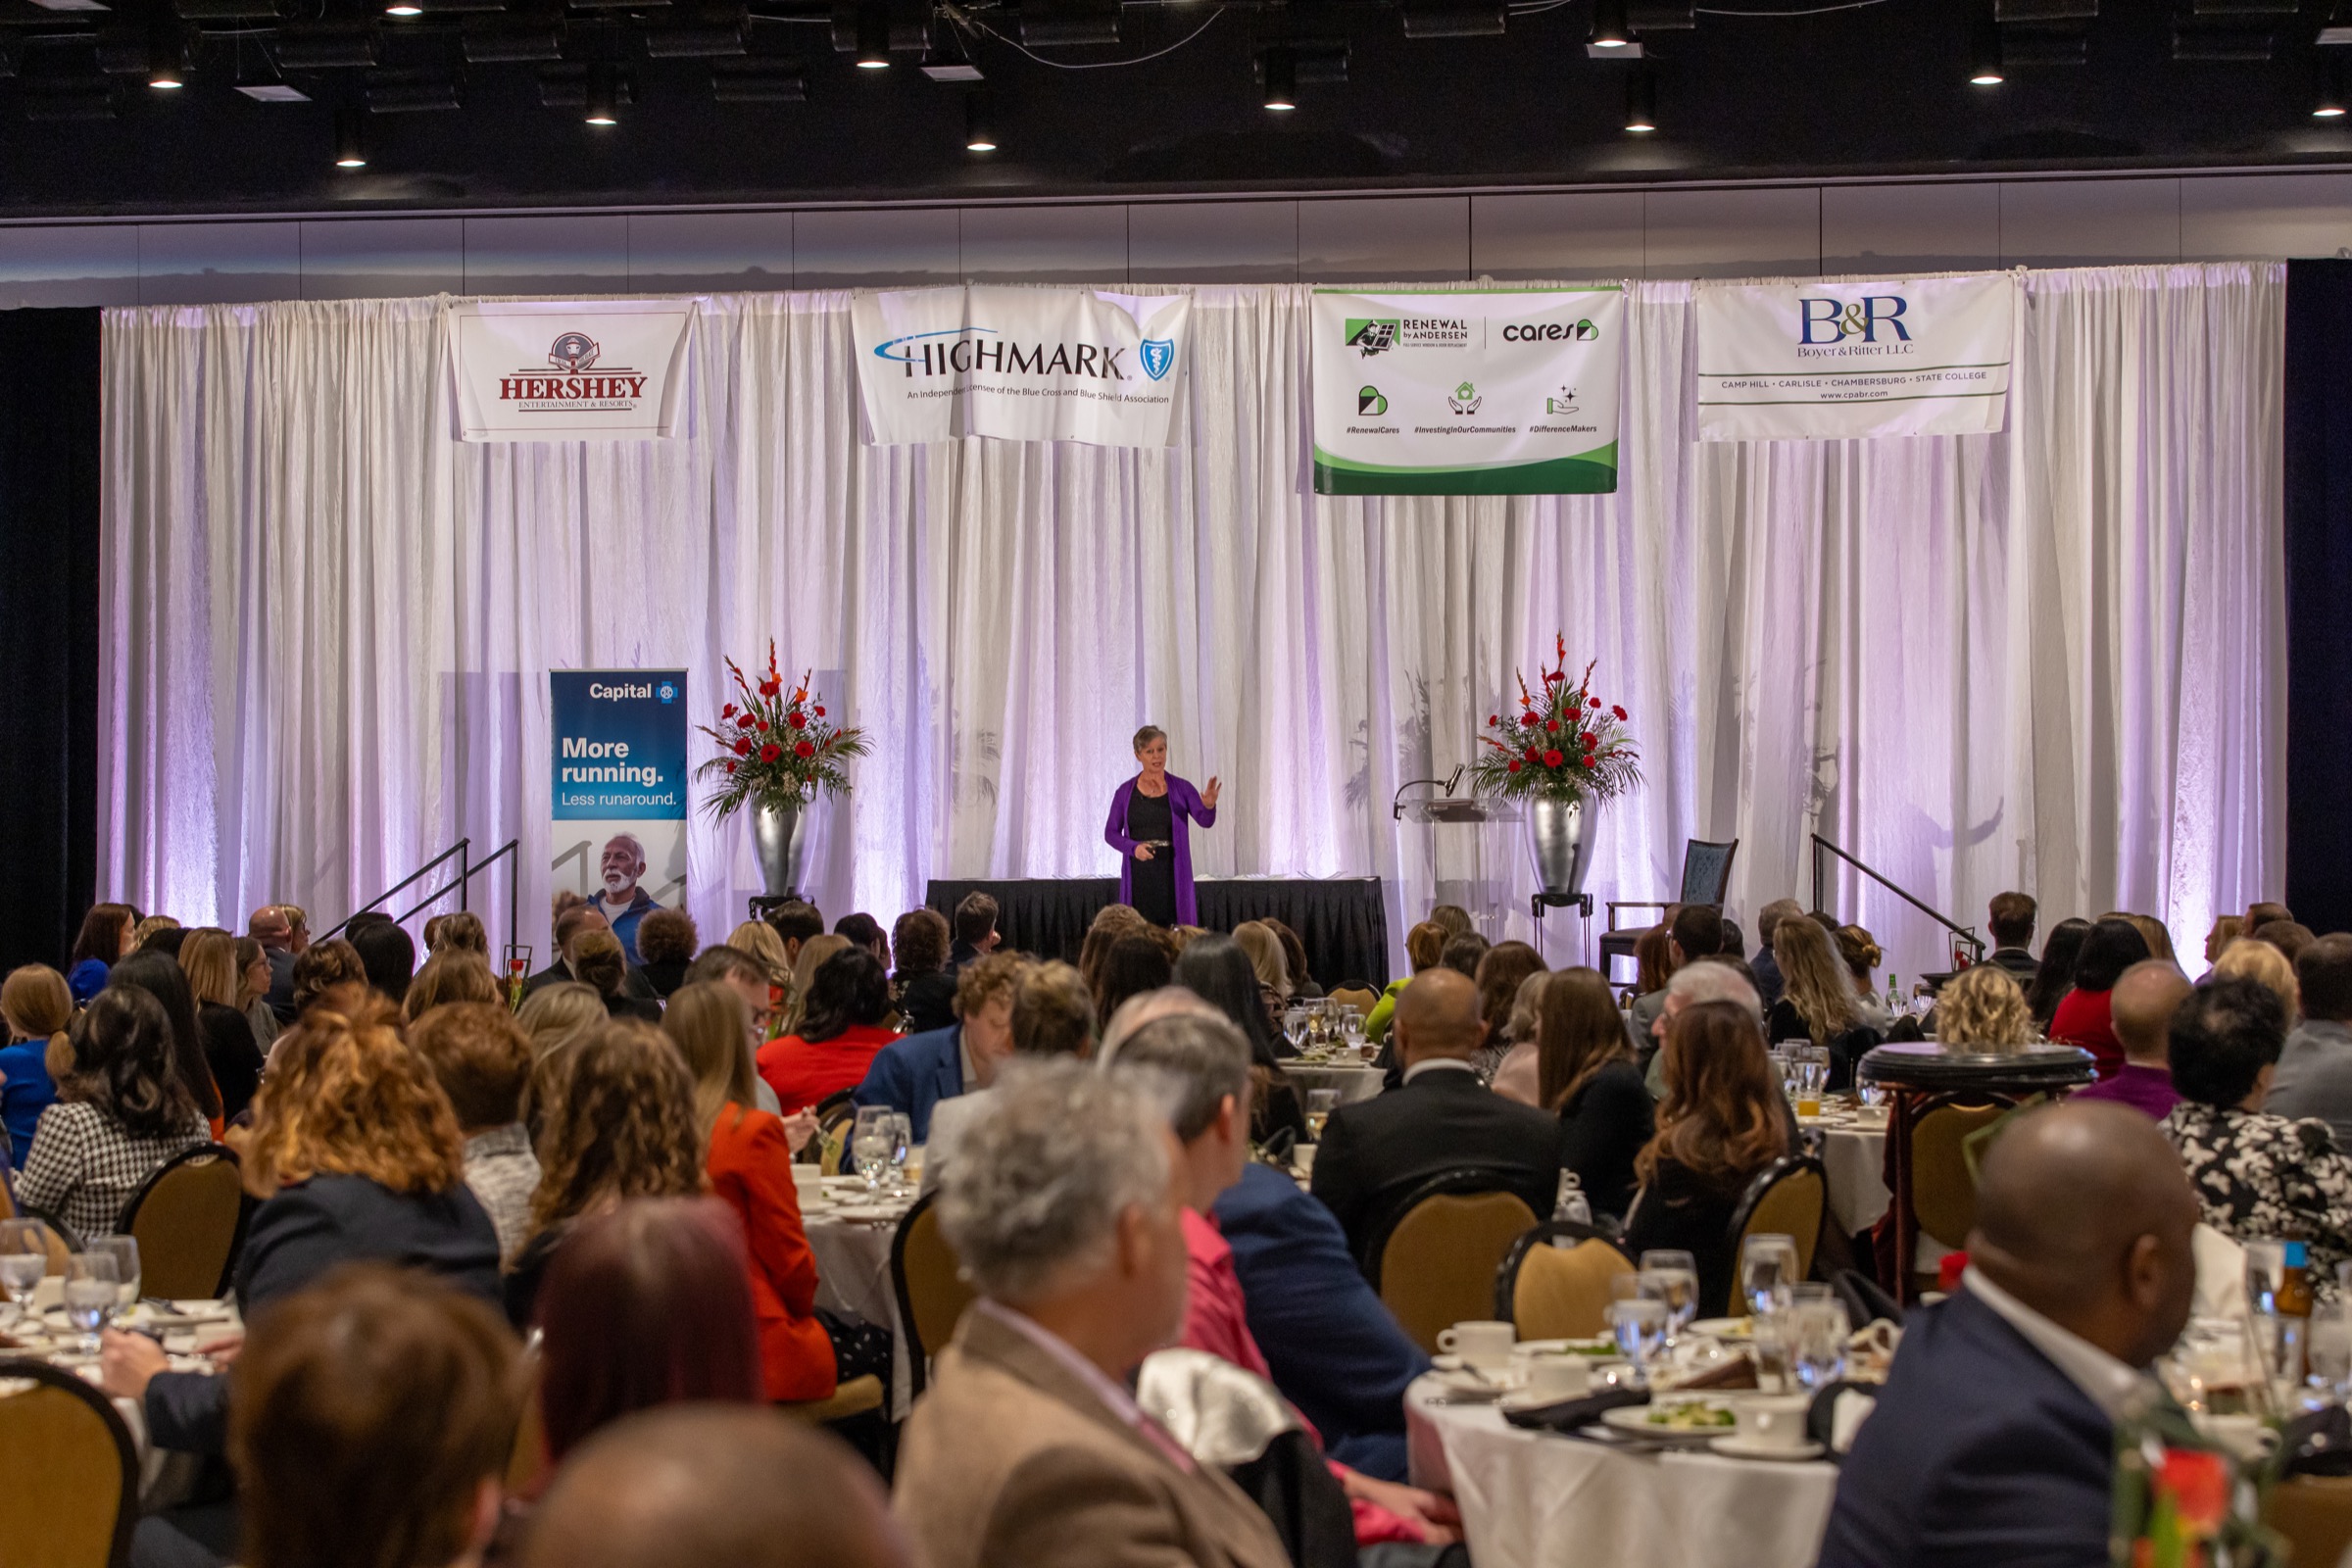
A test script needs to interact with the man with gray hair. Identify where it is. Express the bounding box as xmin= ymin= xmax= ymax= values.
xmin=1643 ymin=958 xmax=1766 ymax=1100
xmin=894 ymin=1059 xmax=1290 ymax=1568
